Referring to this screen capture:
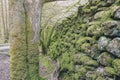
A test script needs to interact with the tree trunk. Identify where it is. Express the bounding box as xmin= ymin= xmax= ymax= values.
xmin=1 ymin=0 xmax=6 ymax=42
xmin=10 ymin=0 xmax=40 ymax=80
xmin=1 ymin=0 xmax=9 ymax=43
